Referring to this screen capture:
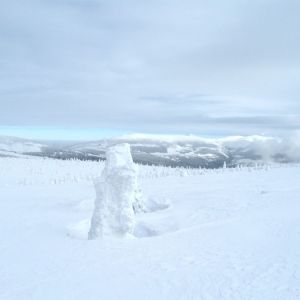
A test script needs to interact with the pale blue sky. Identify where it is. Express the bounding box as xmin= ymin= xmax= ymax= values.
xmin=1 ymin=0 xmax=300 ymax=139
xmin=0 ymin=126 xmax=129 ymax=140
